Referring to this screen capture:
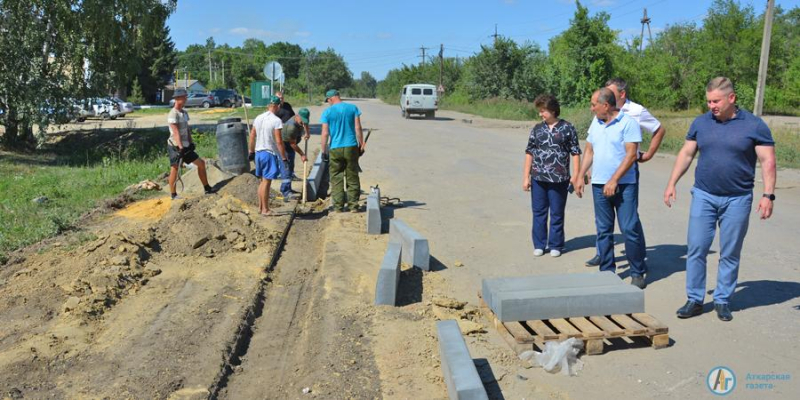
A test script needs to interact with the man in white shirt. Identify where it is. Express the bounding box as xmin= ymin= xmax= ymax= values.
xmin=248 ymin=95 xmax=289 ymax=216
xmin=585 ymin=78 xmax=666 ymax=277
